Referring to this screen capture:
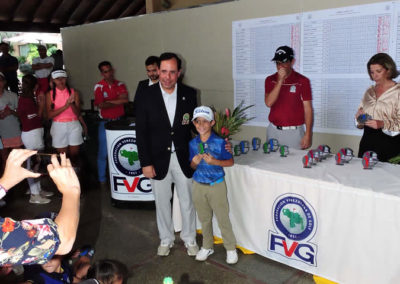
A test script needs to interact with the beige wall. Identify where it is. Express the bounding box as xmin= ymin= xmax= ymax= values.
xmin=61 ymin=0 xmax=380 ymax=152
